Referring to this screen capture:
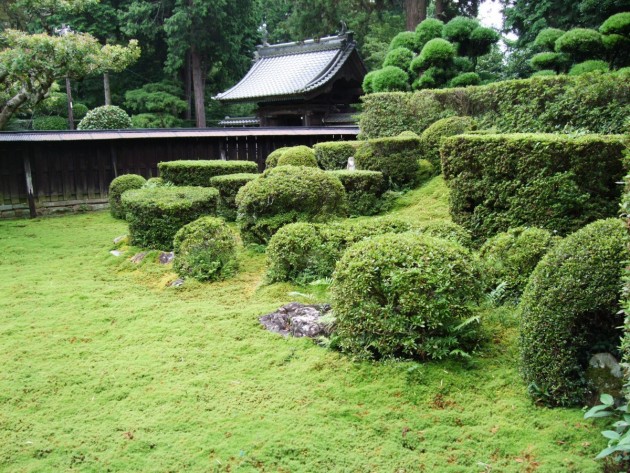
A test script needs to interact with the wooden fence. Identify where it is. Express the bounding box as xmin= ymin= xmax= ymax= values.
xmin=0 ymin=127 xmax=358 ymax=219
